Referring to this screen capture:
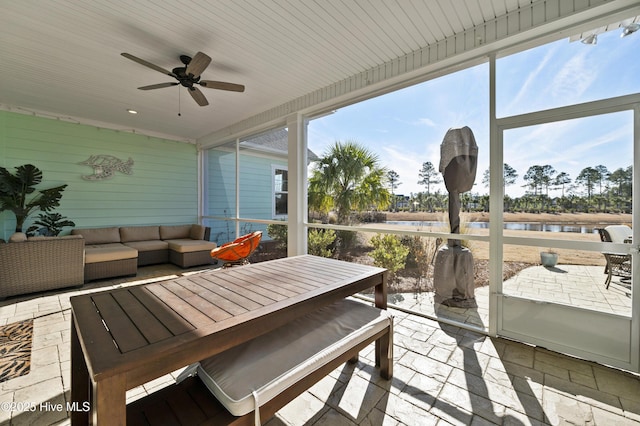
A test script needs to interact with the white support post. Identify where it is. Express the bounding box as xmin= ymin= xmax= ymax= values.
xmin=488 ymin=54 xmax=502 ymax=338
xmin=235 ymin=138 xmax=240 ymax=239
xmin=287 ymin=114 xmax=308 ymax=256
xmin=197 ymin=147 xmax=206 ymax=226
xmin=632 ymin=104 xmax=640 ymax=372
